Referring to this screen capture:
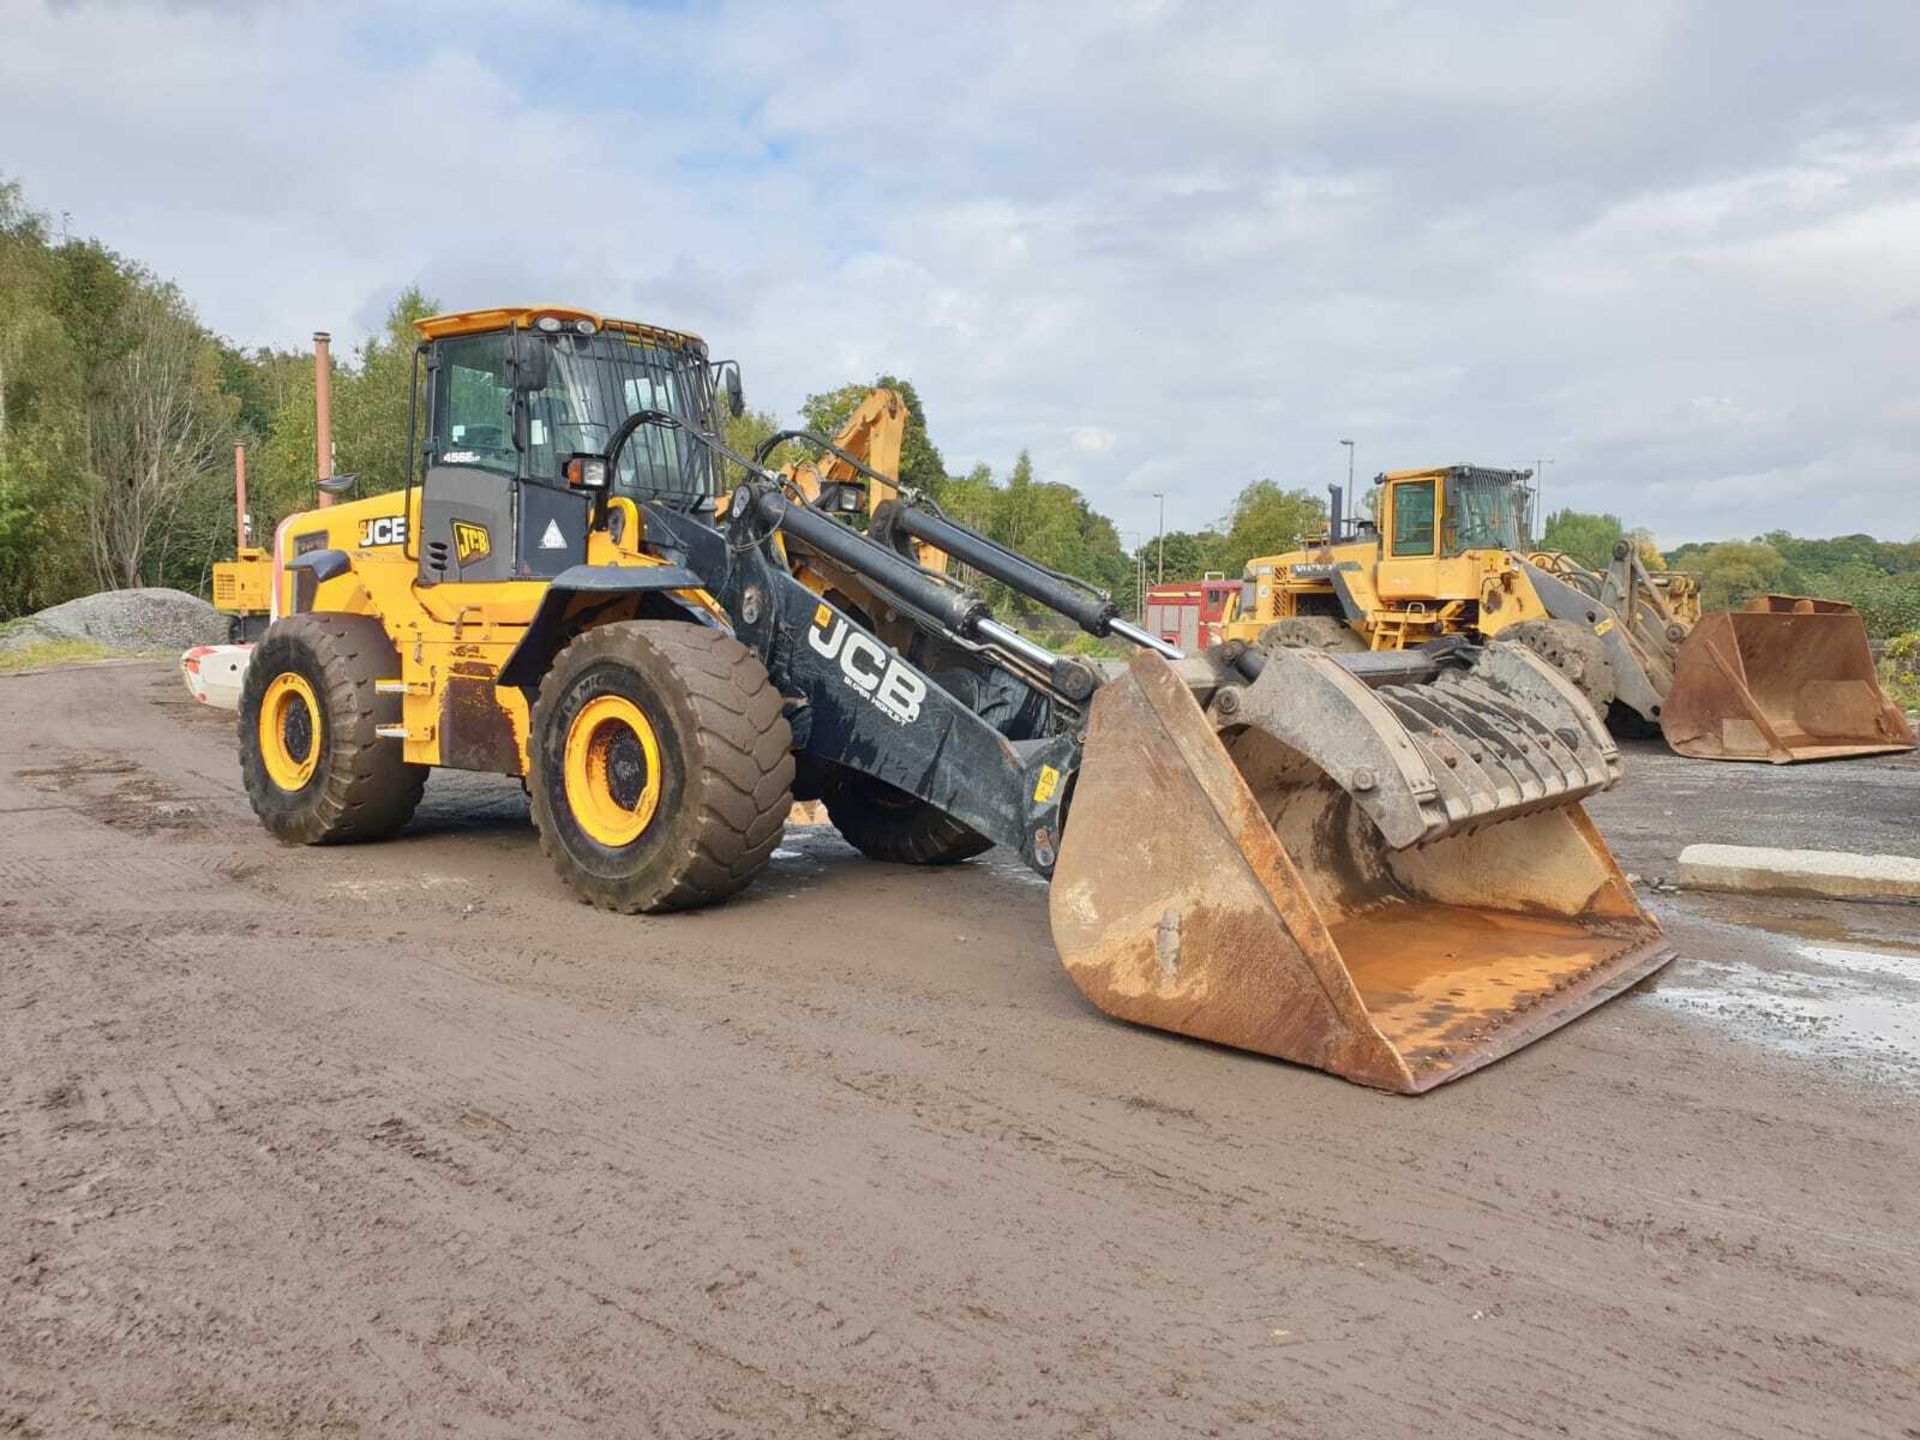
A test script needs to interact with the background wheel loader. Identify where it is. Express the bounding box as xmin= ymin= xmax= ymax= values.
xmin=236 ymin=306 xmax=1672 ymax=1093
xmin=1222 ymin=464 xmax=1915 ymax=764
